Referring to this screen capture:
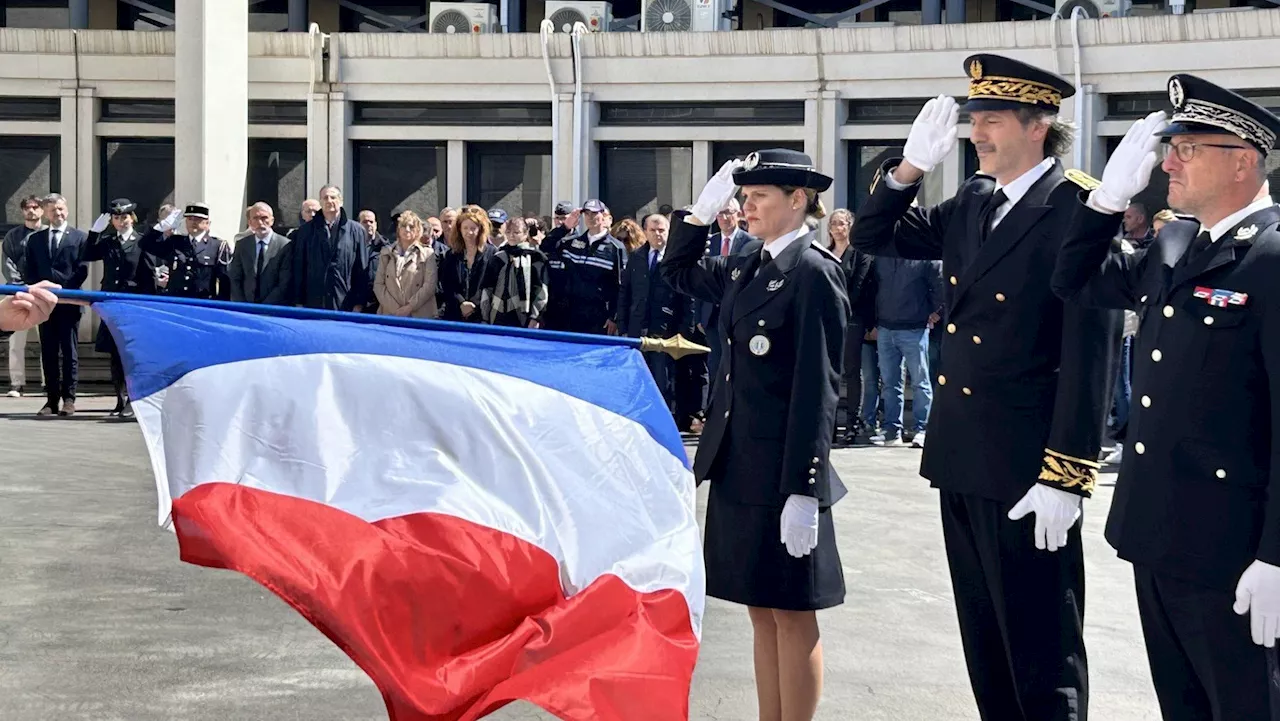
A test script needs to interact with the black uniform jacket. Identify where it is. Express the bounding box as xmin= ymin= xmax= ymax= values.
xmin=852 ymin=158 xmax=1120 ymax=503
xmin=138 ymin=228 xmax=232 ymax=300
xmin=660 ymin=213 xmax=850 ymax=509
xmin=1053 ymin=197 xmax=1280 ymax=592
xmin=617 ymin=244 xmax=692 ymax=340
xmin=84 ymin=229 xmax=144 ymax=294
